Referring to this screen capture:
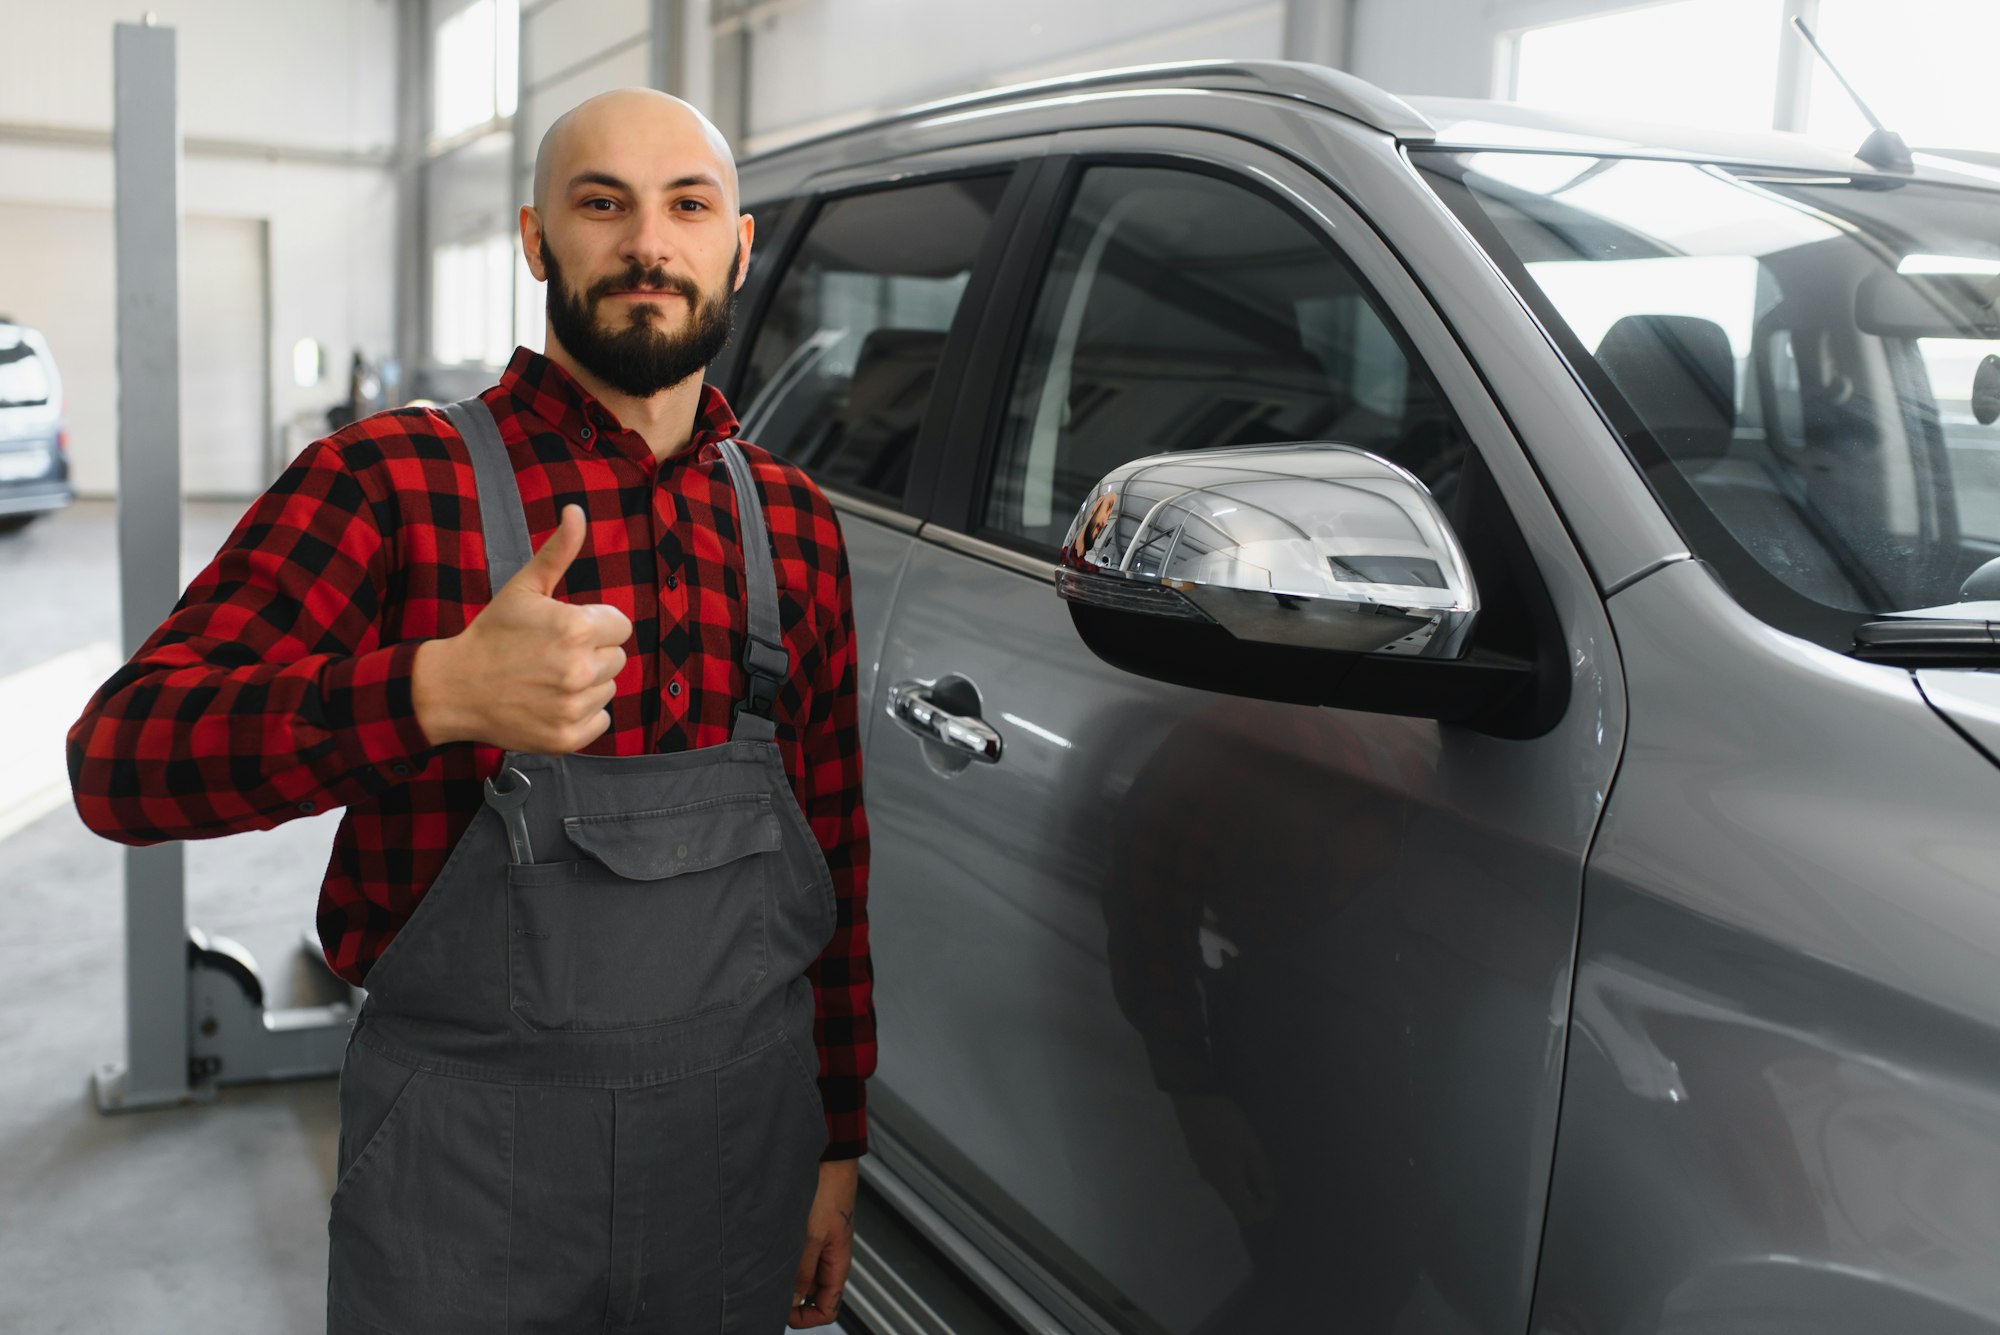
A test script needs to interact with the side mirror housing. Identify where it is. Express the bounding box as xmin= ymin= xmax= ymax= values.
xmin=1056 ymin=443 xmax=1542 ymax=730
